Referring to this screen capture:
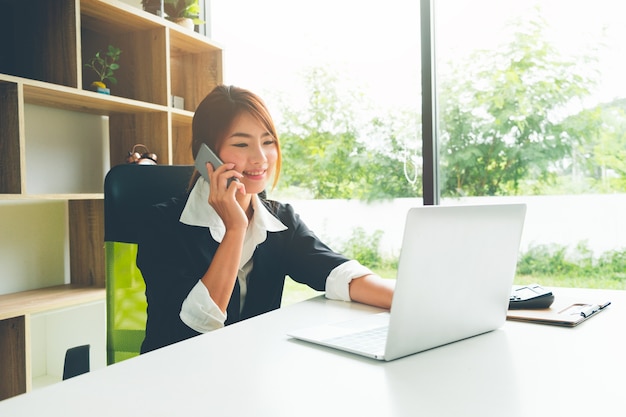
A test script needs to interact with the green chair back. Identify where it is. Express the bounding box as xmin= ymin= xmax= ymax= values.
xmin=104 ymin=164 xmax=194 ymax=364
xmin=105 ymin=241 xmax=146 ymax=363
